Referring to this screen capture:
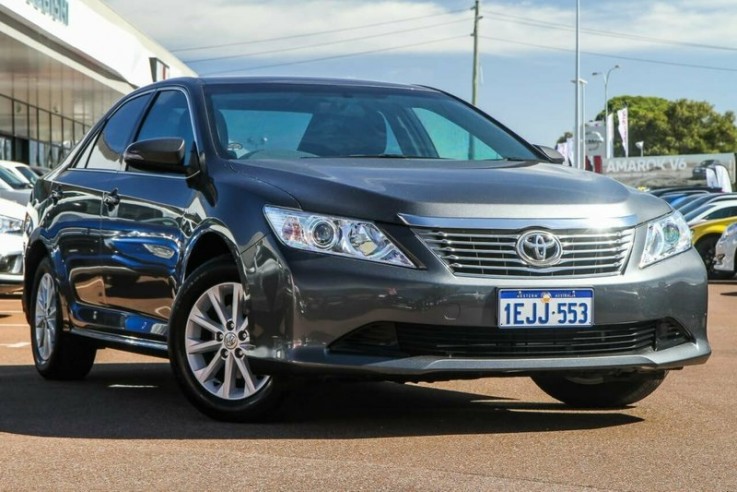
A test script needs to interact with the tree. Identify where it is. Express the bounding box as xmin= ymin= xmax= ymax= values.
xmin=596 ymin=96 xmax=737 ymax=157
xmin=556 ymin=131 xmax=572 ymax=144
